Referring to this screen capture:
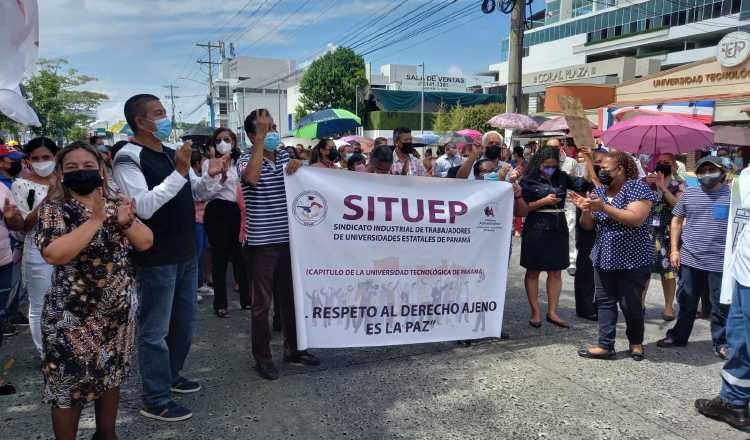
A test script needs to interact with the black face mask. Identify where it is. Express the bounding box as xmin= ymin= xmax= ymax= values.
xmin=655 ymin=163 xmax=672 ymax=177
xmin=63 ymin=169 xmax=103 ymax=195
xmin=593 ymin=165 xmax=602 ymax=176
xmin=7 ymin=161 xmax=22 ymax=177
xmin=400 ymin=143 xmax=414 ymax=154
xmin=598 ymin=169 xmax=614 ymax=186
xmin=328 ymin=148 xmax=340 ymax=162
xmin=485 ymin=145 xmax=501 ymax=161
